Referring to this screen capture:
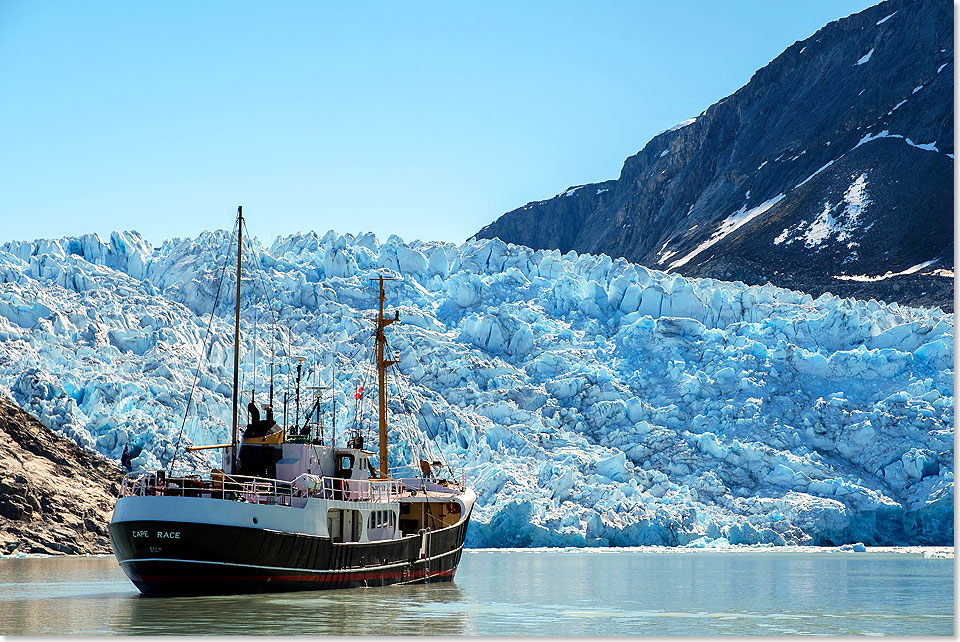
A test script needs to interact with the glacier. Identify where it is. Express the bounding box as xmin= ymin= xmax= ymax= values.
xmin=0 ymin=229 xmax=953 ymax=547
